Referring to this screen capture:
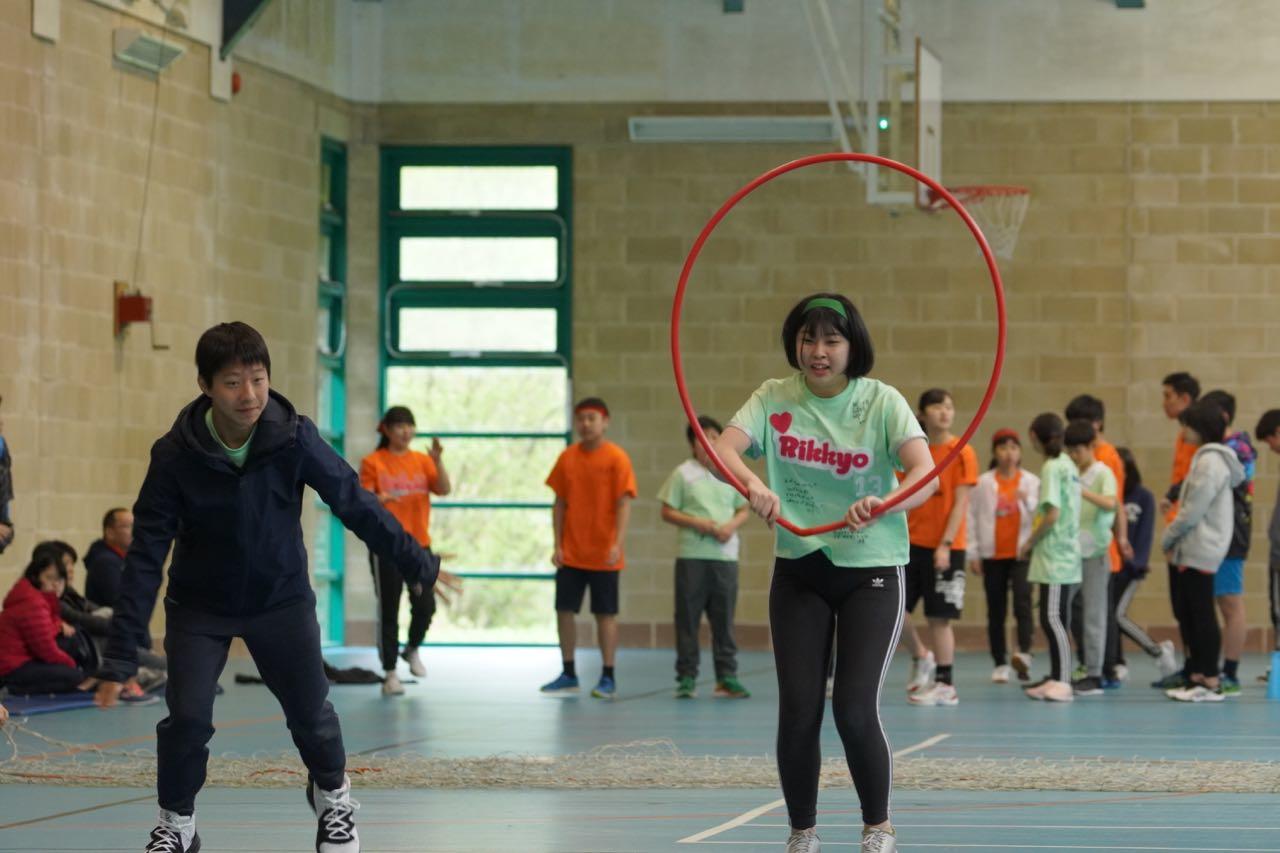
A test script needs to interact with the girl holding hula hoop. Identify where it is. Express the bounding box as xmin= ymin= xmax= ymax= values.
xmin=714 ymin=292 xmax=938 ymax=853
